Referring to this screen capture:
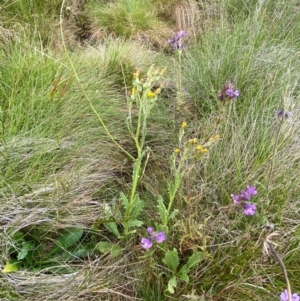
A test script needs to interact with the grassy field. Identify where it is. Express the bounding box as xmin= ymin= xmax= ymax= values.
xmin=1 ymin=0 xmax=300 ymax=300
